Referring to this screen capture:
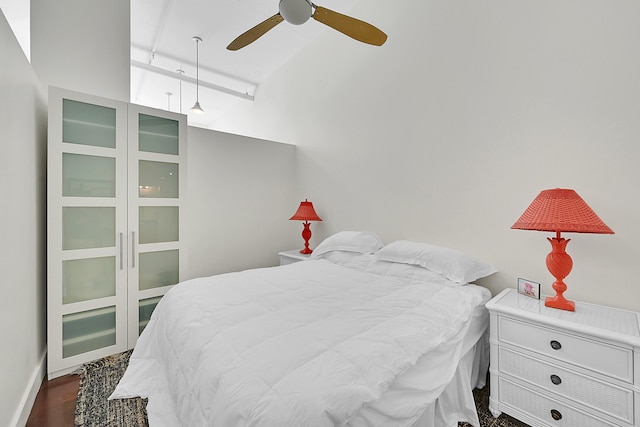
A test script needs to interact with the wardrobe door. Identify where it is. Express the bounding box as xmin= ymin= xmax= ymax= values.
xmin=47 ymin=87 xmax=129 ymax=378
xmin=127 ymin=106 xmax=187 ymax=346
